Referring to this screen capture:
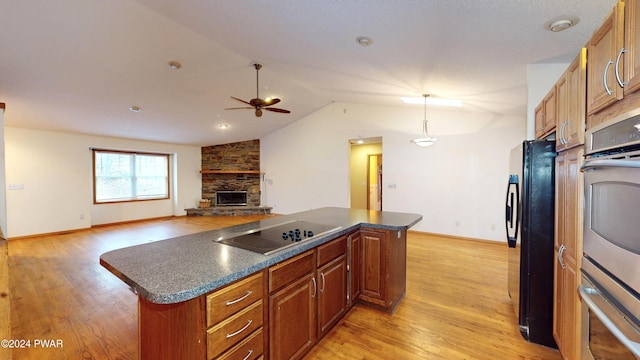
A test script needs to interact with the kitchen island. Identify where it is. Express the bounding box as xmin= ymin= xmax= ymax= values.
xmin=100 ymin=207 xmax=422 ymax=360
